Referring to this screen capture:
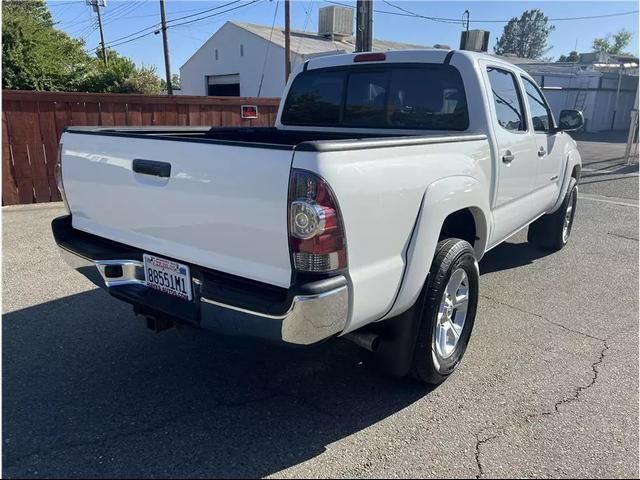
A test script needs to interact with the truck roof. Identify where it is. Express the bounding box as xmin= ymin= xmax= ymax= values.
xmin=303 ymin=49 xmax=530 ymax=76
